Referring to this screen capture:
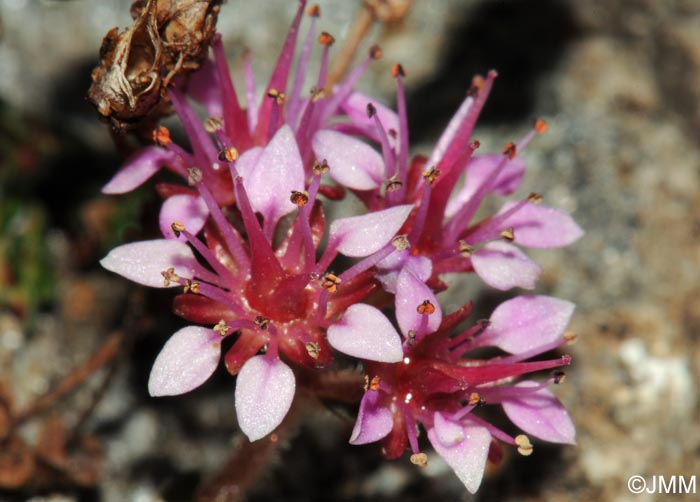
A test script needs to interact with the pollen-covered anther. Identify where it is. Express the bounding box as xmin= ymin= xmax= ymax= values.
xmin=369 ymin=44 xmax=383 ymax=60
xmin=564 ymin=331 xmax=578 ymax=344
xmin=466 ymin=75 xmax=485 ymax=97
xmin=503 ymin=142 xmax=517 ymax=160
xmin=515 ymin=434 xmax=534 ymax=456
xmin=468 ymin=392 xmax=484 ymax=406
xmin=410 ymin=452 xmax=428 ymax=467
xmin=254 ymin=316 xmax=270 ymax=330
xmin=391 ymin=63 xmax=406 ymax=78
xmin=552 ymin=370 xmax=566 ymax=384
xmin=187 ymin=167 xmax=203 ymax=186
xmin=385 ymin=177 xmax=403 ymax=192
xmin=417 ymin=300 xmax=436 ymax=315
xmin=422 ymin=166 xmax=441 ymax=184
xmin=290 ymin=190 xmax=309 ymax=207
xmin=152 ymin=126 xmax=171 ymax=146
xmin=214 ymin=319 xmax=231 ymax=337
xmin=218 ymin=147 xmax=239 ymax=163
xmin=528 ymin=192 xmax=543 ymax=204
xmin=534 ymin=118 xmax=548 ymax=134
xmin=369 ymin=376 xmax=381 ymax=391
xmin=322 ymin=273 xmax=342 ymax=293
xmin=305 ymin=342 xmax=320 ymax=359
xmin=363 ymin=375 xmax=369 ymax=391
xmin=366 ymin=102 xmax=377 ymax=118
xmin=267 ymin=88 xmax=286 ymax=105
xmin=391 ymin=234 xmax=410 ymax=251
xmin=203 ymin=116 xmax=223 ymax=133
xmin=160 ymin=267 xmax=180 ymax=286
xmin=183 ymin=279 xmax=200 ymax=294
xmin=171 ymin=221 xmax=186 ymax=238
xmin=500 ymin=227 xmax=515 ymax=242
xmin=318 ymin=31 xmax=335 ymax=46
xmin=459 ymin=240 xmax=474 ymax=258
xmin=307 ymin=3 xmax=320 ymax=17
xmin=313 ymin=158 xmax=330 ymax=175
